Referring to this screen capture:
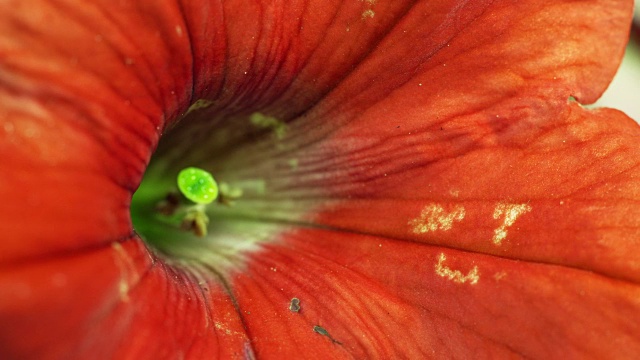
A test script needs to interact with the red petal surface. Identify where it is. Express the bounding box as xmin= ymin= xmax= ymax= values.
xmin=230 ymin=105 xmax=640 ymax=358
xmin=233 ymin=227 xmax=640 ymax=358
xmin=1 ymin=0 xmax=638 ymax=359
xmin=0 ymin=239 xmax=252 ymax=358
xmin=0 ymin=1 xmax=195 ymax=261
